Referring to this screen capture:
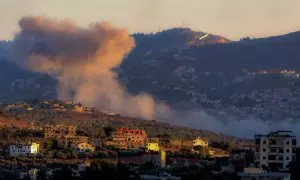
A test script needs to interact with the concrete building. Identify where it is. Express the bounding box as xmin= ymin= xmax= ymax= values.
xmin=146 ymin=142 xmax=160 ymax=152
xmin=44 ymin=125 xmax=89 ymax=147
xmin=72 ymin=142 xmax=95 ymax=153
xmin=9 ymin=142 xmax=40 ymax=157
xmin=44 ymin=125 xmax=76 ymax=139
xmin=108 ymin=127 xmax=148 ymax=149
xmin=255 ymin=131 xmax=296 ymax=171
xmin=193 ymin=137 xmax=208 ymax=147
xmin=238 ymin=168 xmax=290 ymax=180
xmin=61 ymin=135 xmax=89 ymax=147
